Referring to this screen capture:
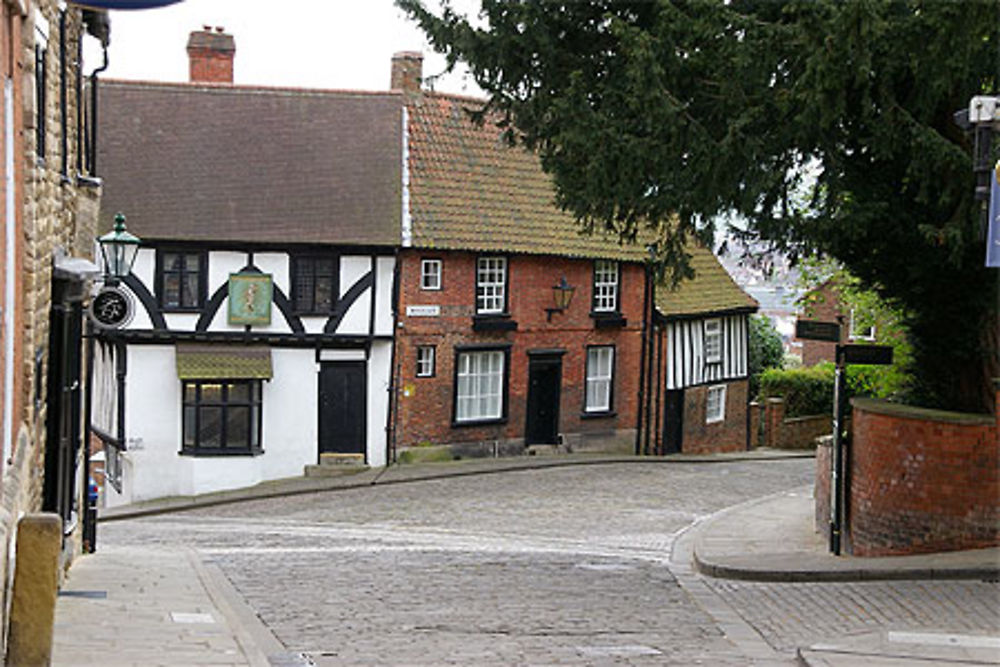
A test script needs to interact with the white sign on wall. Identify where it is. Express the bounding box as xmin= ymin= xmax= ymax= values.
xmin=406 ymin=305 xmax=440 ymax=317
